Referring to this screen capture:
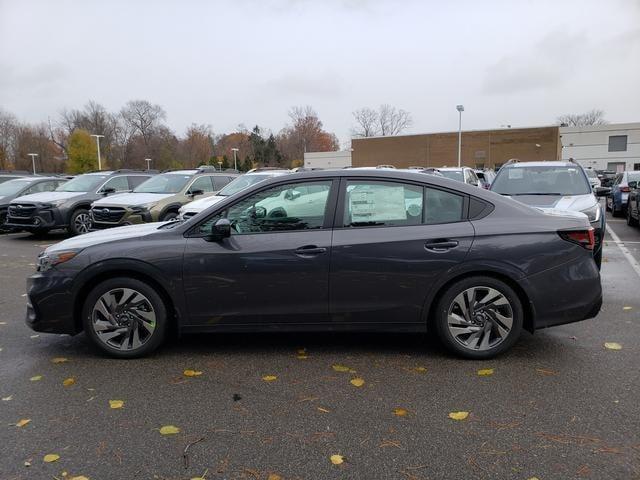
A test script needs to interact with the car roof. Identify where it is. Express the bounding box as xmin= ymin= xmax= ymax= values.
xmin=438 ymin=167 xmax=467 ymax=171
xmin=505 ymin=161 xmax=580 ymax=168
xmin=5 ymin=176 xmax=61 ymax=183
